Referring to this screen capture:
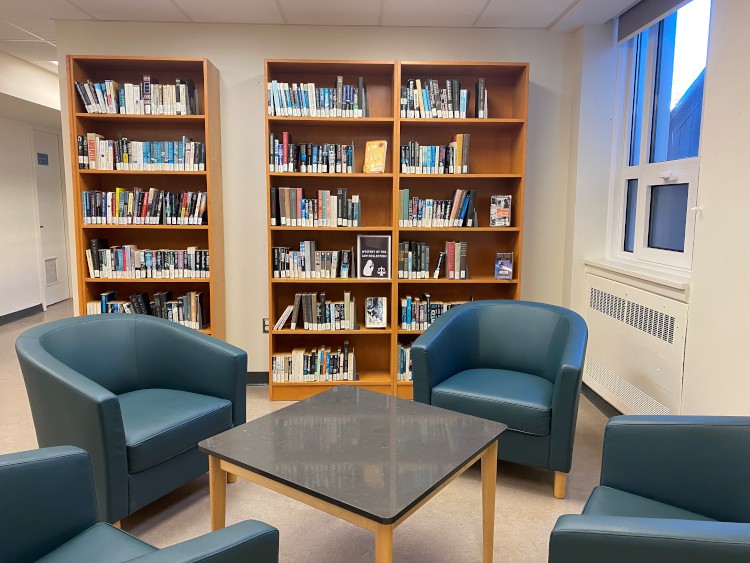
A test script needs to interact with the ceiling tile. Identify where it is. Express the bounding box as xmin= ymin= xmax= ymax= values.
xmin=279 ymin=0 xmax=380 ymax=25
xmin=0 ymin=20 xmax=41 ymax=40
xmin=0 ymin=1 xmax=92 ymax=40
xmin=173 ymin=0 xmax=284 ymax=24
xmin=551 ymin=0 xmax=638 ymax=32
xmin=478 ymin=0 xmax=575 ymax=28
xmin=67 ymin=0 xmax=189 ymax=22
xmin=381 ymin=0 xmax=489 ymax=27
xmin=0 ymin=40 xmax=57 ymax=61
